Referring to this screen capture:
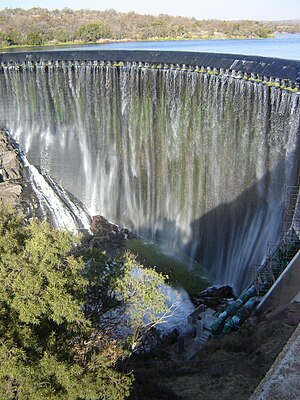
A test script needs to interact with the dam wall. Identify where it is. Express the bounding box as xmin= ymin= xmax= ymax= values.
xmin=0 ymin=50 xmax=299 ymax=292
